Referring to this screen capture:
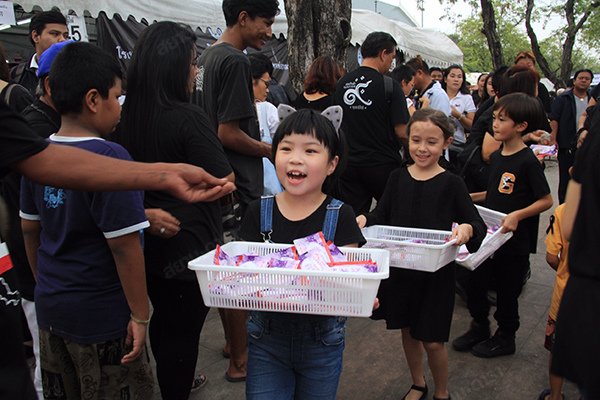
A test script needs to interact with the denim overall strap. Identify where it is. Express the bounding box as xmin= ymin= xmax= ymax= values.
xmin=260 ymin=195 xmax=275 ymax=242
xmin=322 ymin=198 xmax=343 ymax=242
